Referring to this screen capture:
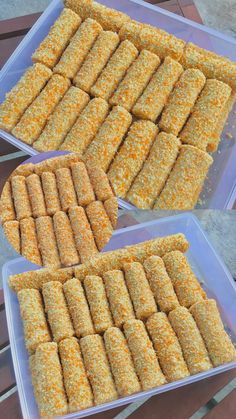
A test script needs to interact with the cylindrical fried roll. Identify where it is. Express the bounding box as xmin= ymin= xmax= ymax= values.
xmin=86 ymin=201 xmax=113 ymax=251
xmin=163 ymin=251 xmax=206 ymax=307
xmin=123 ymin=262 xmax=157 ymax=320
xmin=34 ymin=342 xmax=68 ymax=417
xmin=190 ymin=299 xmax=236 ymax=367
xmin=33 ymin=87 xmax=90 ymax=151
xmin=42 ymin=281 xmax=74 ymax=342
xmin=69 ymin=206 xmax=98 ymax=263
xmin=12 ymin=163 xmax=34 ymax=178
xmin=124 ymin=319 xmax=166 ymax=390
xmin=60 ymin=98 xmax=109 ymax=153
xmin=3 ymin=220 xmax=20 ymax=253
xmin=126 ymin=132 xmax=181 ymax=209
xmin=146 ymin=312 xmax=190 ymax=382
xmin=71 ymin=162 xmax=95 ymax=206
xmin=103 ymin=197 xmax=118 ymax=229
xmin=41 ymin=171 xmax=61 ymax=215
xmin=87 ymin=166 xmax=114 ymax=201
xmin=12 ymin=75 xmax=71 ymax=144
xmin=109 ymin=49 xmax=160 ymax=110
xmin=63 ymin=278 xmax=95 ymax=337
xmin=34 ymin=153 xmax=82 ymax=175
xmin=54 ymin=18 xmax=102 ymax=79
xmin=20 ymin=218 xmax=42 ymax=265
xmin=0 ymin=63 xmax=52 ymax=132
xmin=104 ymin=327 xmax=141 ymax=396
xmin=18 ymin=289 xmax=51 ymax=353
xmin=103 ymin=270 xmax=135 ymax=327
xmin=0 ymin=181 xmax=15 ymax=223
xmin=74 ymin=31 xmax=119 ymax=92
xmin=180 ymin=79 xmax=232 ymax=150
xmin=11 ymin=175 xmax=32 ymax=220
xmin=55 ymin=167 xmax=77 ymax=212
xmin=132 ymin=57 xmax=183 ymax=121
xmin=35 ymin=216 xmax=60 ymax=268
xmin=118 ymin=20 xmax=142 ymax=50
xmin=159 ymin=69 xmax=206 ymax=135
xmin=91 ymin=40 xmax=138 ymax=100
xmin=32 ymin=8 xmax=80 ymax=68
xmin=144 ymin=256 xmax=179 ymax=313
xmin=80 ymin=334 xmax=118 ymax=405
xmin=53 ymin=211 xmax=79 ymax=267
xmin=84 ymin=275 xmax=113 ymax=333
xmin=169 ymin=306 xmax=212 ymax=374
xmin=59 ymin=337 xmax=93 ymax=412
xmin=25 ymin=174 xmax=46 ymax=217
xmin=85 ymin=106 xmax=132 ymax=172
xmin=154 ymin=145 xmax=213 ymax=210
xmin=65 ymin=0 xmax=92 ymax=20
xmin=108 ymin=120 xmax=158 ymax=198
xmin=9 ymin=267 xmax=73 ymax=292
